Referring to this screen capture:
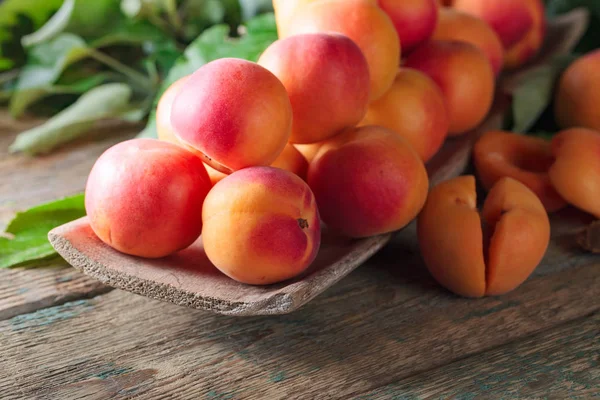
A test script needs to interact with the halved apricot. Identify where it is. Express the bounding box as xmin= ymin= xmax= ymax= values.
xmin=473 ymin=130 xmax=566 ymax=212
xmin=417 ymin=176 xmax=550 ymax=297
